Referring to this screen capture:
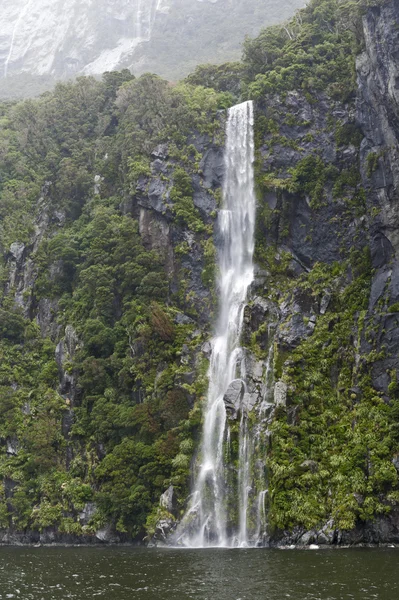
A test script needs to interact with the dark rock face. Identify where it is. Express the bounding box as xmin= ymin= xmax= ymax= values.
xmin=199 ymin=147 xmax=225 ymax=190
xmin=247 ymin=0 xmax=399 ymax=546
xmin=223 ymin=379 xmax=245 ymax=419
xmin=355 ymin=0 xmax=399 ymax=396
xmin=253 ymin=0 xmax=399 ymax=390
